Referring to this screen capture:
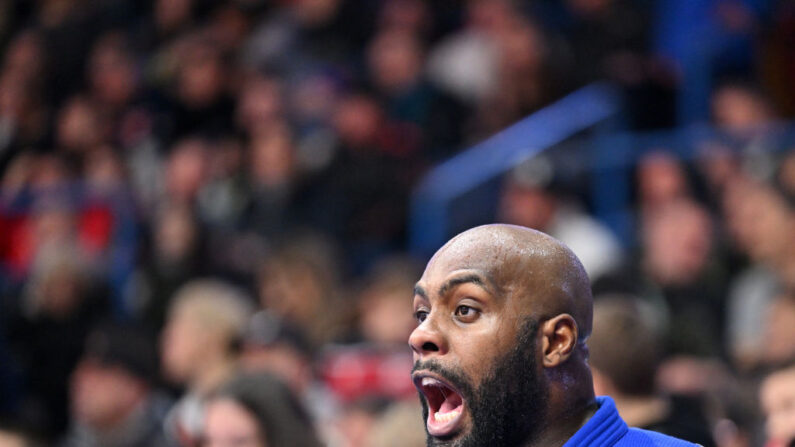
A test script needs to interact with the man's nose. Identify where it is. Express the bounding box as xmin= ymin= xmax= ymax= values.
xmin=408 ymin=317 xmax=448 ymax=359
